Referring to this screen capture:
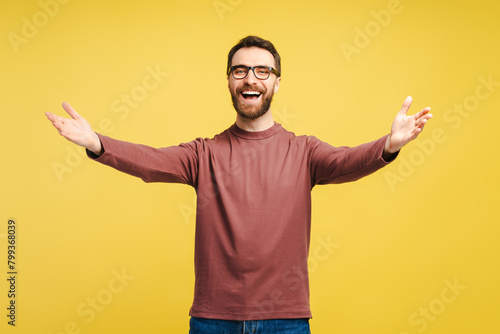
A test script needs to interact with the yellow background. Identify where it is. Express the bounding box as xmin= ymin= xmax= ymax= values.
xmin=1 ymin=0 xmax=499 ymax=333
